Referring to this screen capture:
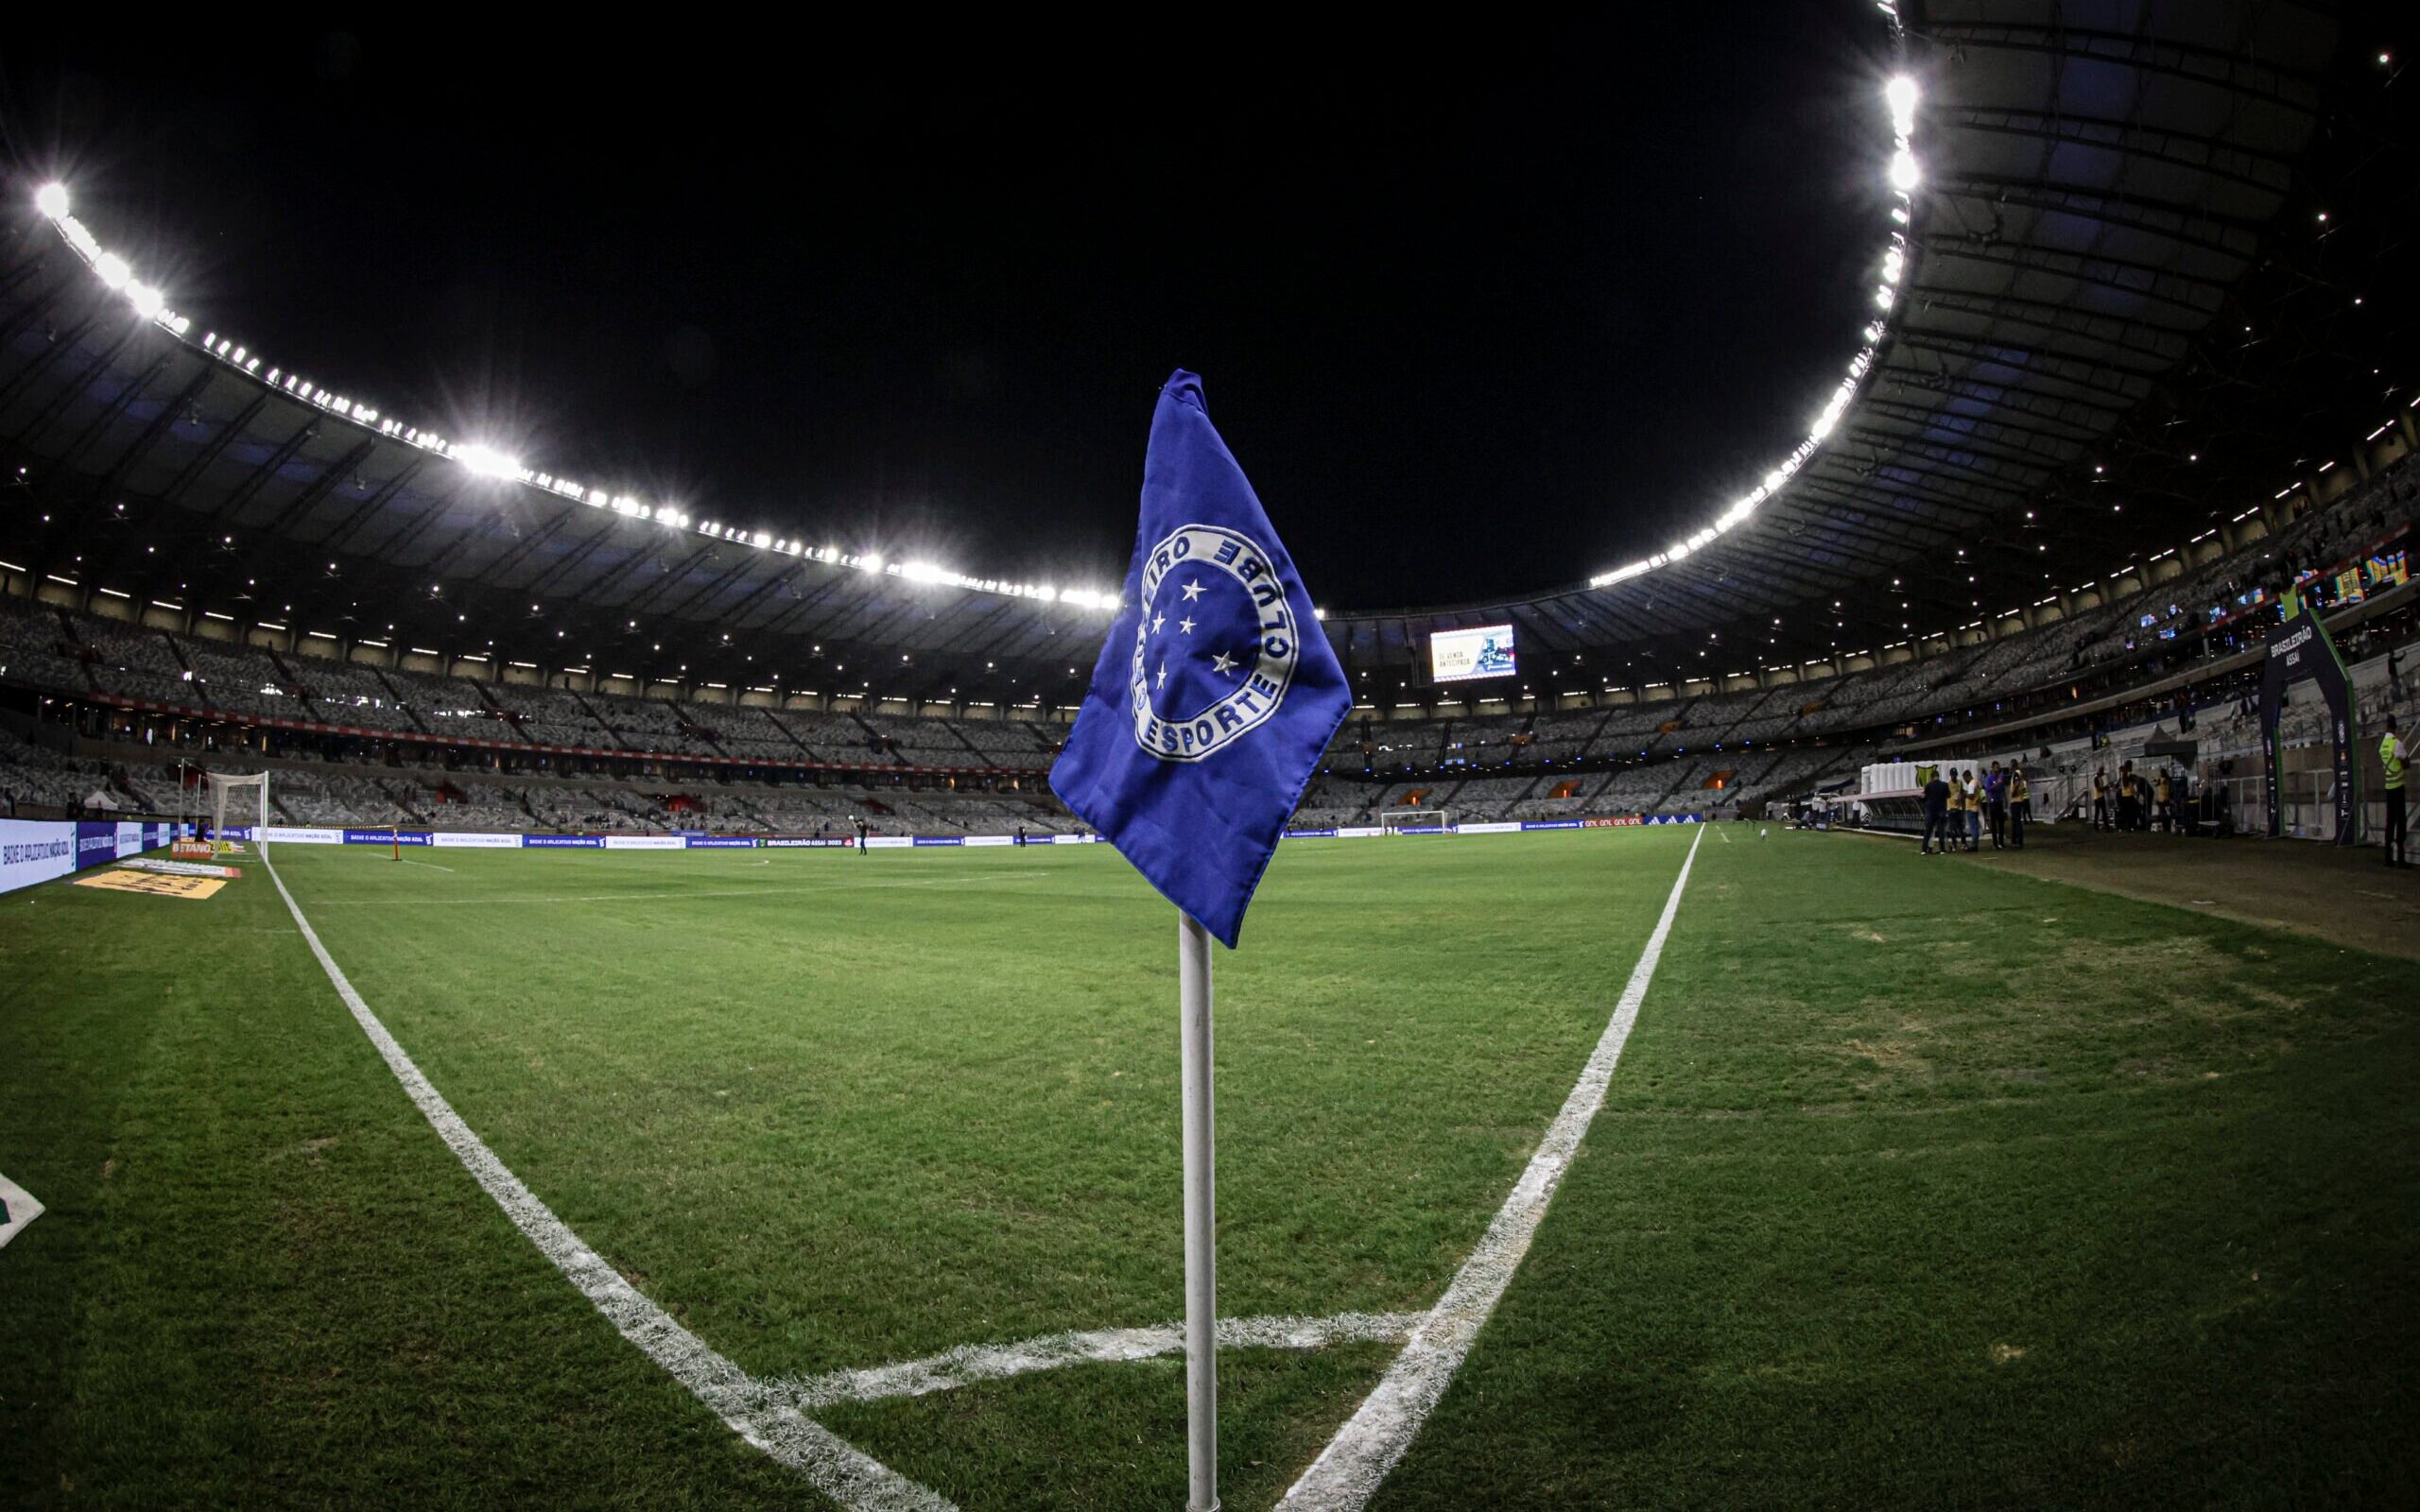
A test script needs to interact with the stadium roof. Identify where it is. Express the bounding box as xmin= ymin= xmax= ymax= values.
xmin=1 ymin=0 xmax=2410 ymax=709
